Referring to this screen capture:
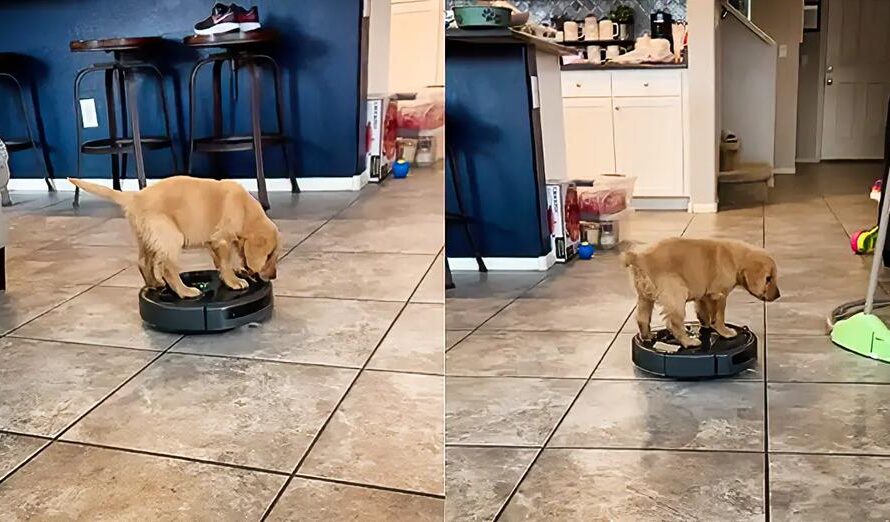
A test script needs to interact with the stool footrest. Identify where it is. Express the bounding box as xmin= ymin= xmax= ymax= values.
xmin=193 ymin=134 xmax=288 ymax=153
xmin=81 ymin=137 xmax=173 ymax=155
